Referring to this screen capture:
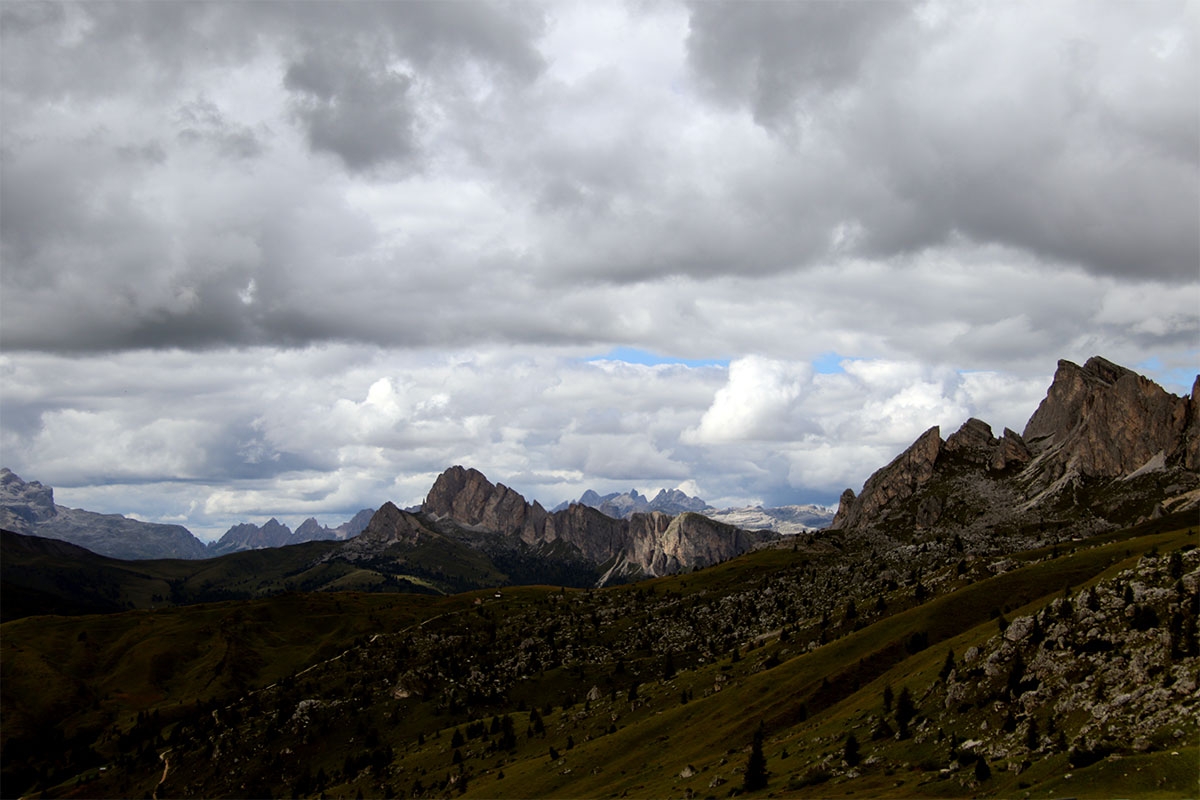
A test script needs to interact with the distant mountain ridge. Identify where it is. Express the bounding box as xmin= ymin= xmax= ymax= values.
xmin=705 ymin=503 xmax=836 ymax=534
xmin=207 ymin=509 xmax=374 ymax=556
xmin=0 ymin=468 xmax=209 ymax=560
xmin=552 ymin=487 xmax=716 ymax=518
xmin=0 ymin=468 xmax=376 ymax=561
xmin=831 ymin=356 xmax=1200 ymax=539
xmin=556 ymin=486 xmax=835 ymax=533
